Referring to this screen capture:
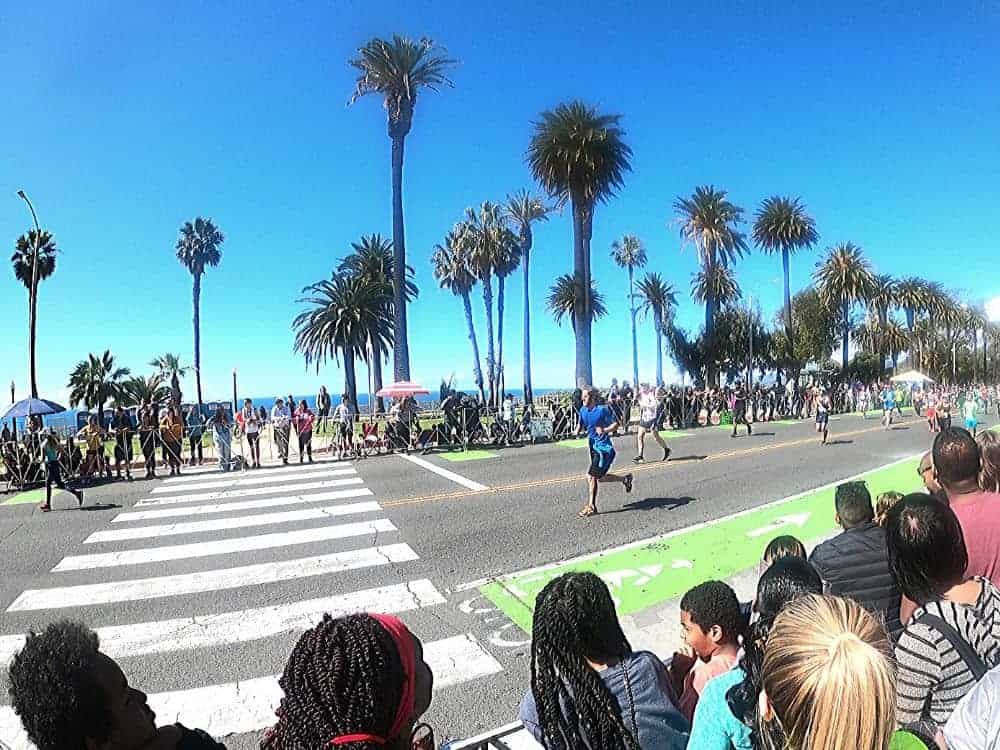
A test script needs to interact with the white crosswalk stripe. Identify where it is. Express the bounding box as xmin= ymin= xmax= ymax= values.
xmin=0 ymin=461 xmax=503 ymax=748
xmin=136 ymin=476 xmax=364 ymax=505
xmin=162 ymin=459 xmax=349 ymax=483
